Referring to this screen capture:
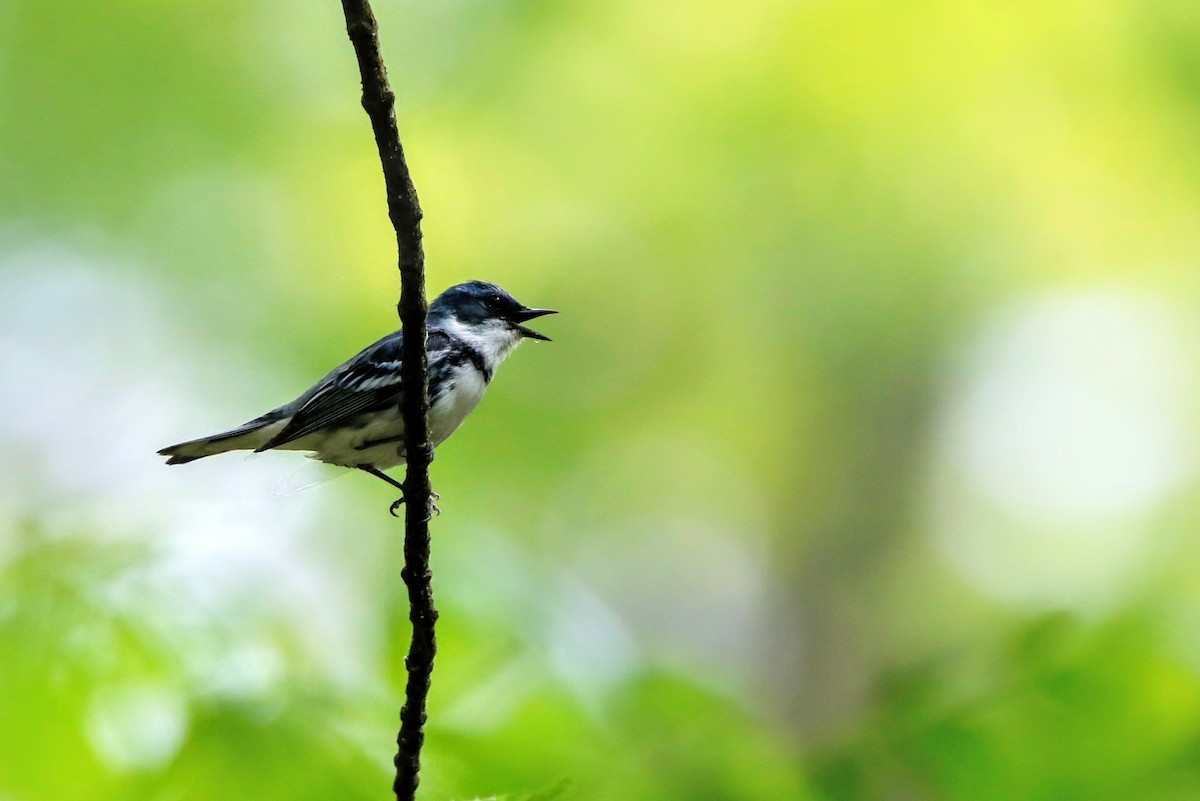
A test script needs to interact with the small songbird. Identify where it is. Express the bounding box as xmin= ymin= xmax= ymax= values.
xmin=158 ymin=281 xmax=556 ymax=508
